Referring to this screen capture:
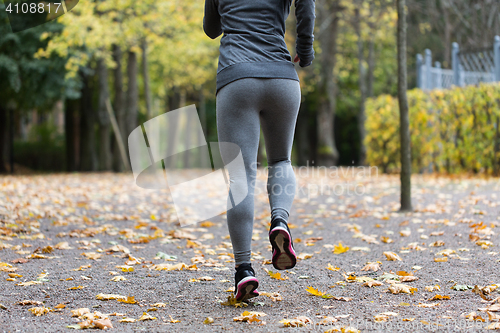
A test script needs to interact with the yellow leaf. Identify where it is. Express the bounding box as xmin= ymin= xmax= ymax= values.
xmin=326 ymin=264 xmax=340 ymax=271
xmin=119 ymin=317 xmax=137 ymax=323
xmin=428 ymin=295 xmax=450 ymax=301
xmin=333 ymin=242 xmax=349 ymax=254
xmin=29 ymin=307 xmax=50 ymax=316
xmin=434 ymin=257 xmax=448 ymax=262
xmin=268 ymin=271 xmax=288 ymax=280
xmin=306 ymin=286 xmax=325 ymax=297
xmin=68 ymin=285 xmax=85 ymax=290
xmin=117 ymin=296 xmax=137 ymax=304
xmin=138 ymin=312 xmax=157 ymax=321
